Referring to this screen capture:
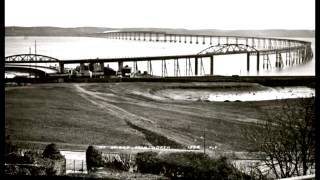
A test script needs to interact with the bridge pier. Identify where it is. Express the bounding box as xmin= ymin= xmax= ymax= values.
xmin=263 ymin=54 xmax=271 ymax=69
xmin=133 ymin=61 xmax=138 ymax=73
xmin=59 ymin=62 xmax=64 ymax=73
xmin=275 ymin=52 xmax=282 ymax=68
xmin=210 ymin=56 xmax=214 ymax=75
xmin=161 ymin=59 xmax=167 ymax=77
xmin=147 ymin=60 xmax=153 ymax=75
xmin=100 ymin=62 xmax=104 ymax=71
xmin=118 ymin=61 xmax=123 ymax=72
xmin=89 ymin=63 xmax=94 ymax=71
xmin=199 ymin=58 xmax=205 ymax=75
xmin=185 ymin=58 xmax=192 ymax=76
xmin=195 ymin=57 xmax=198 ymax=76
xmin=174 ymin=59 xmax=180 ymax=76
xmin=257 ymin=52 xmax=260 ymax=71
xmin=80 ymin=63 xmax=85 ymax=73
xmin=247 ymin=53 xmax=250 ymax=71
